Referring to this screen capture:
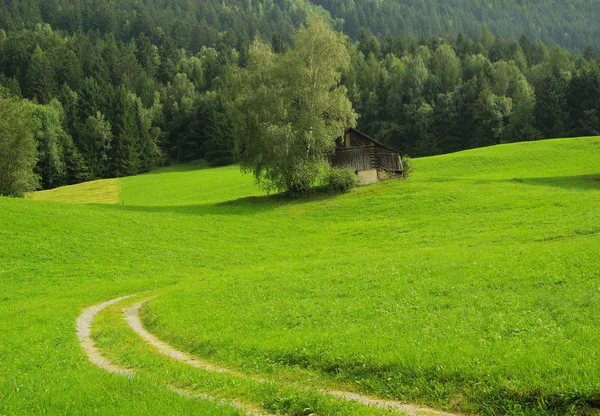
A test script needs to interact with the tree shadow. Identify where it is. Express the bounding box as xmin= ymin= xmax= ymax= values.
xmin=142 ymin=161 xmax=212 ymax=175
xmin=116 ymin=191 xmax=338 ymax=217
xmin=424 ymin=174 xmax=600 ymax=191
xmin=511 ymin=174 xmax=600 ymax=191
